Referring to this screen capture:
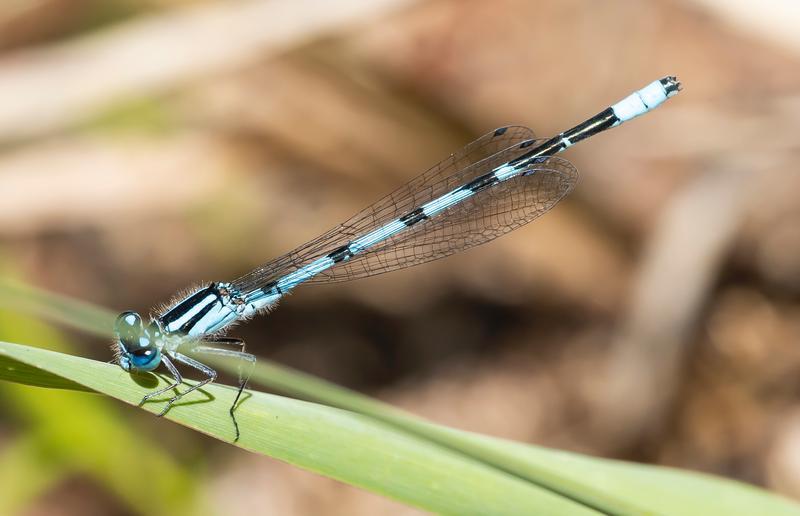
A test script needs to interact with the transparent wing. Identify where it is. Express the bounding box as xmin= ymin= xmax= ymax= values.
xmin=232 ymin=126 xmax=577 ymax=292
xmin=332 ymin=157 xmax=578 ymax=279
